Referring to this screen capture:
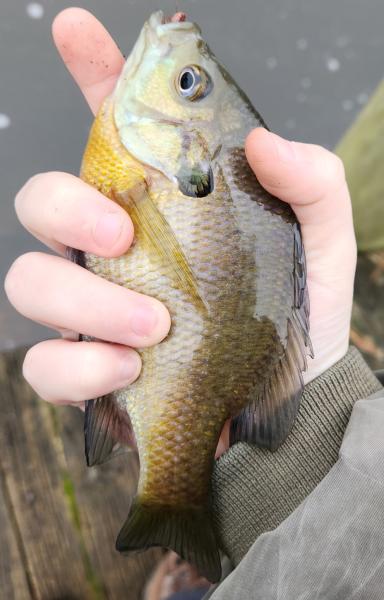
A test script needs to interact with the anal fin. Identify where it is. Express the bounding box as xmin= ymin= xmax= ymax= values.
xmin=84 ymin=395 xmax=136 ymax=466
